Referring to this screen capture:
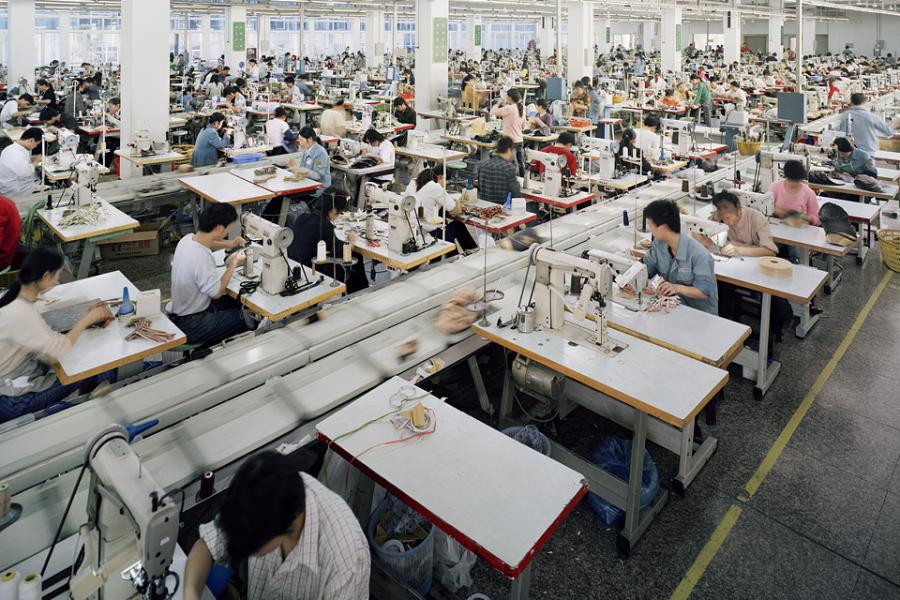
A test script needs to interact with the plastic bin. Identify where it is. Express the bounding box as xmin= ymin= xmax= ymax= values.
xmin=232 ymin=153 xmax=264 ymax=164
xmin=367 ymin=495 xmax=435 ymax=596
